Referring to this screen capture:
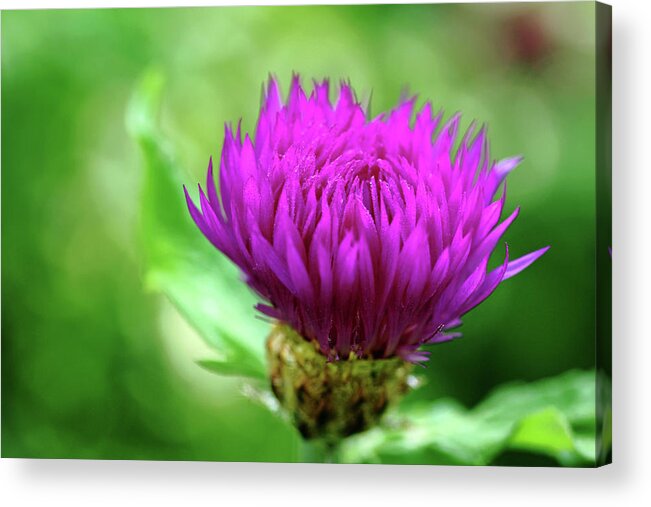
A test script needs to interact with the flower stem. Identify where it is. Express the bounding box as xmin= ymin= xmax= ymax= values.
xmin=300 ymin=438 xmax=342 ymax=464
